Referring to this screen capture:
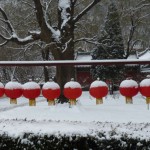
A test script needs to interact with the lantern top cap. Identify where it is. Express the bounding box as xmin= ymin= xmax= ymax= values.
xmin=49 ymin=78 xmax=53 ymax=82
xmin=71 ymin=78 xmax=74 ymax=81
xmin=97 ymin=78 xmax=100 ymax=81
xmin=146 ymin=75 xmax=150 ymax=79
xmin=126 ymin=77 xmax=132 ymax=80
xmin=12 ymin=79 xmax=16 ymax=82
xmin=29 ymin=79 xmax=32 ymax=82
